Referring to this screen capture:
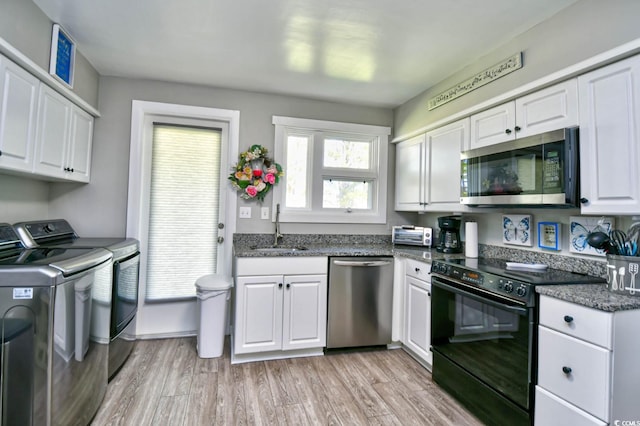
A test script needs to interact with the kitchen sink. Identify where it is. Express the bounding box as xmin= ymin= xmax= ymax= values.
xmin=250 ymin=246 xmax=308 ymax=253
